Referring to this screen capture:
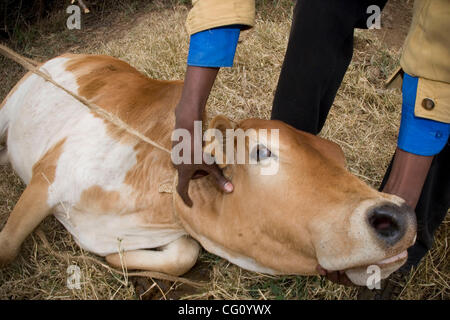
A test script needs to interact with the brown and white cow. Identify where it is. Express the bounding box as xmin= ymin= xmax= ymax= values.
xmin=0 ymin=54 xmax=416 ymax=286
